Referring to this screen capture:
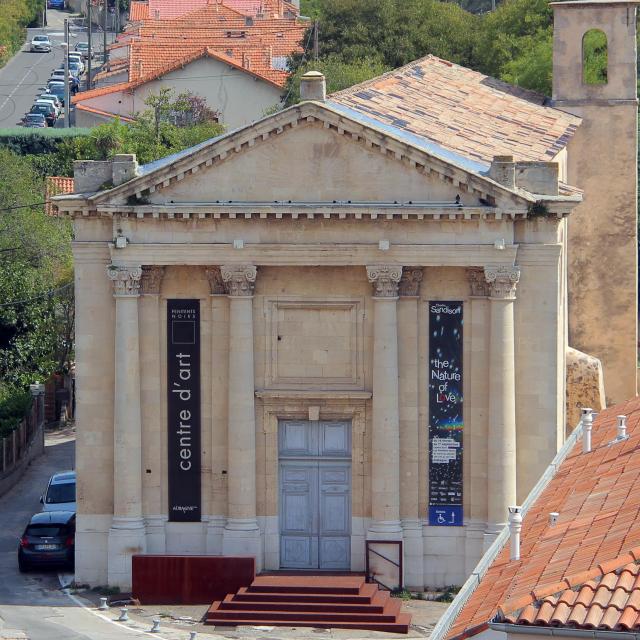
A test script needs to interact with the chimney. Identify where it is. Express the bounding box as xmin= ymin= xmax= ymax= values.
xmin=617 ymin=415 xmax=628 ymax=440
xmin=112 ymin=154 xmax=139 ymax=186
xmin=300 ymin=70 xmax=325 ymax=102
xmin=73 ymin=160 xmax=113 ymax=193
xmin=582 ymin=407 xmax=593 ymax=453
xmin=489 ymin=155 xmax=515 ymax=189
xmin=515 ymin=161 xmax=559 ymax=196
xmin=508 ymin=506 xmax=522 ymax=561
